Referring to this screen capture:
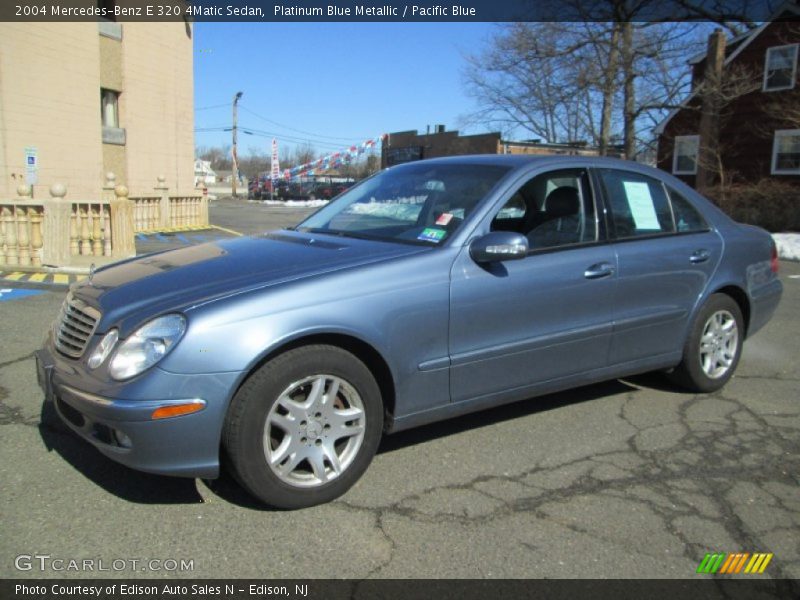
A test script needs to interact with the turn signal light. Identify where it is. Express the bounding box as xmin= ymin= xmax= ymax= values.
xmin=151 ymin=400 xmax=205 ymax=420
